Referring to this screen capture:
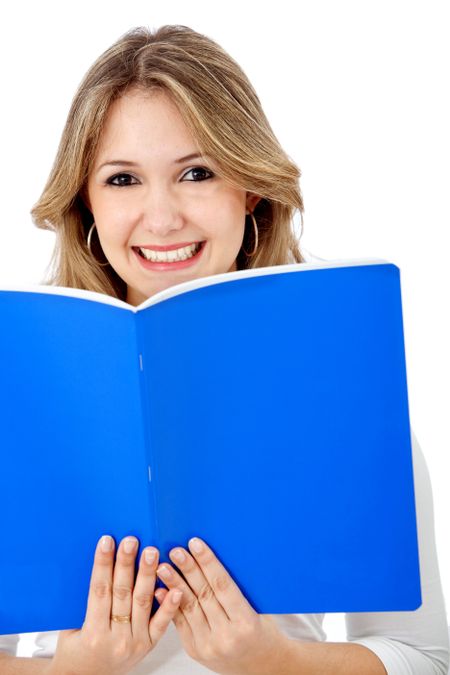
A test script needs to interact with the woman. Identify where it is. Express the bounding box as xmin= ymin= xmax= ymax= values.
xmin=0 ymin=24 xmax=448 ymax=675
